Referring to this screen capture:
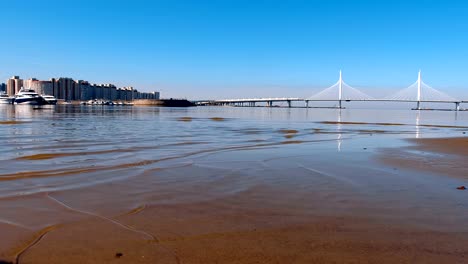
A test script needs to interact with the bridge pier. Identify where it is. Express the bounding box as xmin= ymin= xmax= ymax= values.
xmin=455 ymin=102 xmax=460 ymax=111
xmin=338 ymin=100 xmax=342 ymax=109
xmin=416 ymin=101 xmax=421 ymax=110
xmin=287 ymin=100 xmax=291 ymax=108
xmin=305 ymin=100 xmax=309 ymax=108
xmin=267 ymin=101 xmax=272 ymax=107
